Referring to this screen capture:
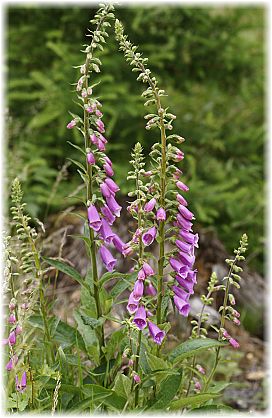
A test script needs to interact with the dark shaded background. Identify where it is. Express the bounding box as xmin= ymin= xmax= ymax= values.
xmin=6 ymin=5 xmax=264 ymax=276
